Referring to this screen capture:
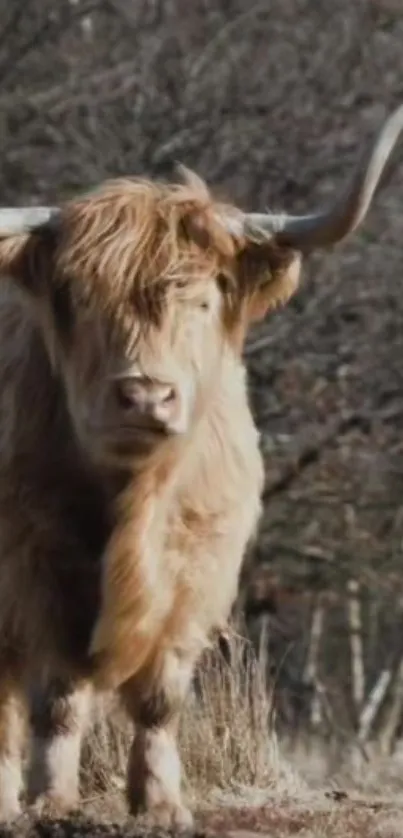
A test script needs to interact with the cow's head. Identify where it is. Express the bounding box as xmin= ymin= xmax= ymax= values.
xmin=0 ymin=105 xmax=401 ymax=466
